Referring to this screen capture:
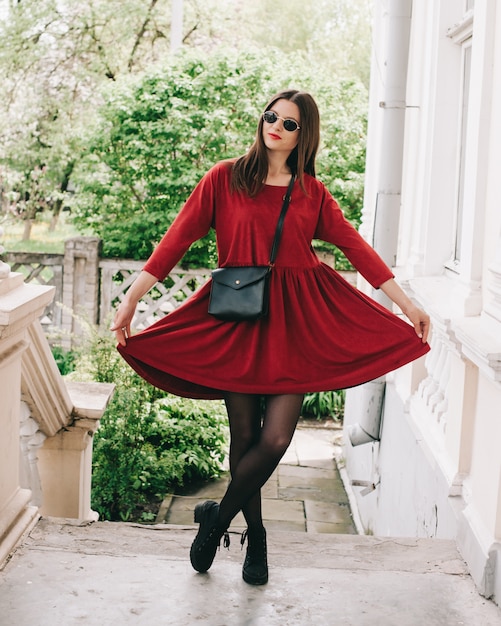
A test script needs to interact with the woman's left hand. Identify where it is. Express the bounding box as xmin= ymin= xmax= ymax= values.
xmin=404 ymin=305 xmax=430 ymax=344
xmin=379 ymin=278 xmax=431 ymax=343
